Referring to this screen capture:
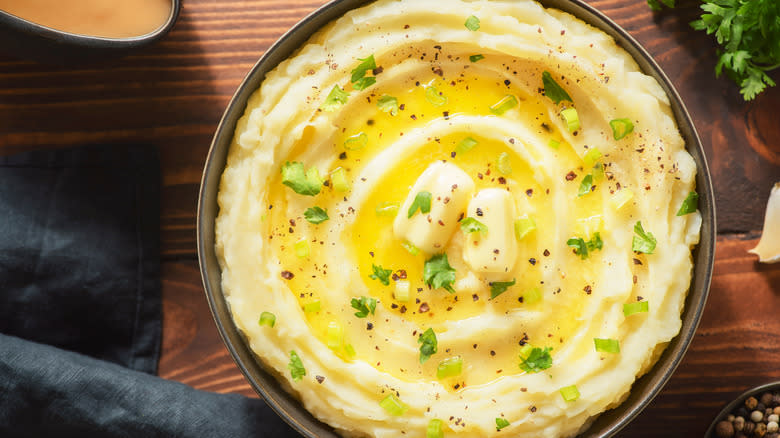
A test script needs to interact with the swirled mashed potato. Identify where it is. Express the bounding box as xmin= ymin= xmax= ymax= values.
xmin=215 ymin=0 xmax=702 ymax=436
